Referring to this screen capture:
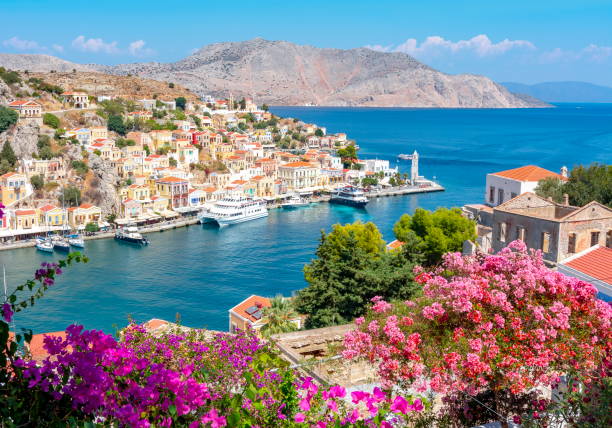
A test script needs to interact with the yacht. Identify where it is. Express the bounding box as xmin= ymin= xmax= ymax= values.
xmin=209 ymin=196 xmax=268 ymax=226
xmin=36 ymin=238 xmax=54 ymax=253
xmin=115 ymin=225 xmax=150 ymax=245
xmin=281 ymin=194 xmax=309 ymax=208
xmin=67 ymin=234 xmax=85 ymax=248
xmin=329 ymin=185 xmax=369 ymax=208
